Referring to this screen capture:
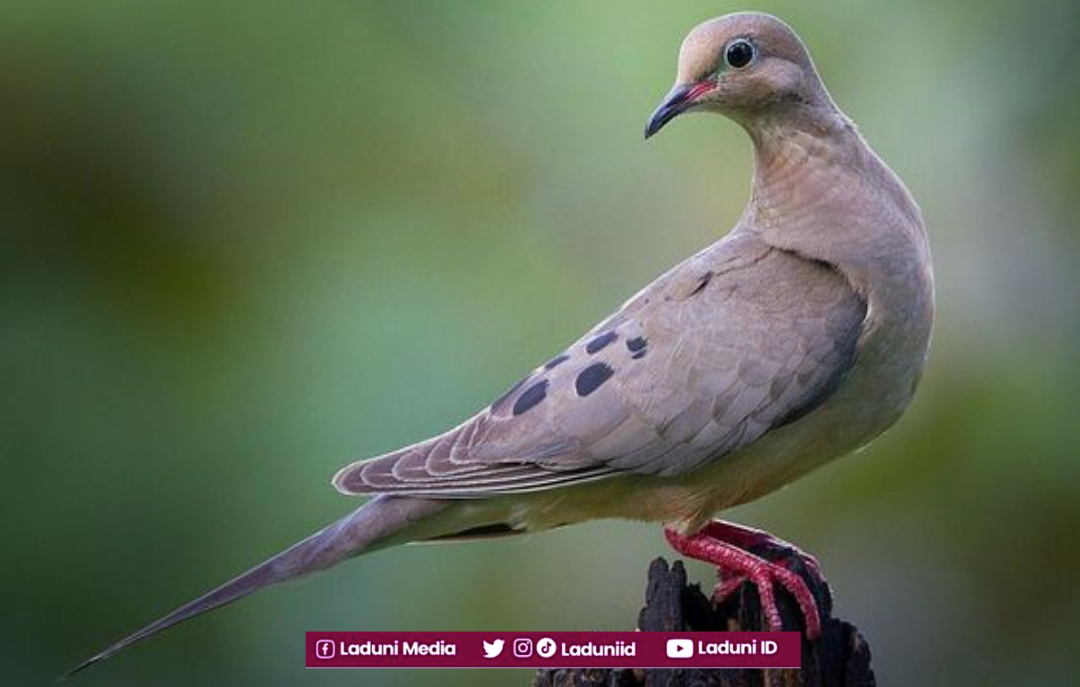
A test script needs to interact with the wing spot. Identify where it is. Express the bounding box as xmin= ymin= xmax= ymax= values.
xmin=490 ymin=377 xmax=527 ymax=413
xmin=544 ymin=353 xmax=570 ymax=370
xmin=585 ymin=331 xmax=618 ymax=354
xmin=575 ymin=362 xmax=614 ymax=397
xmin=512 ymin=379 xmax=548 ymax=416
